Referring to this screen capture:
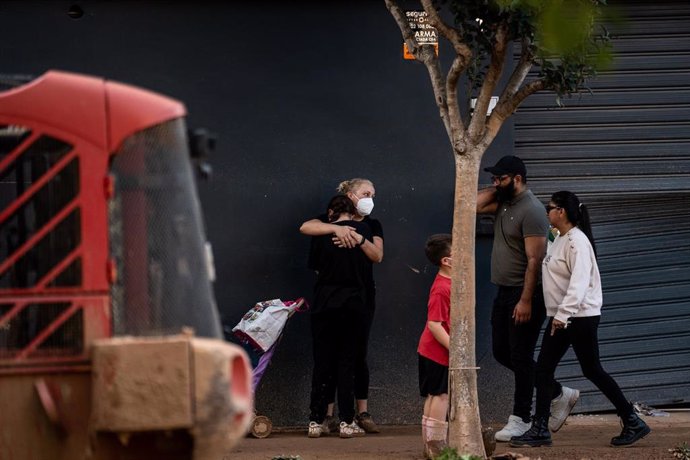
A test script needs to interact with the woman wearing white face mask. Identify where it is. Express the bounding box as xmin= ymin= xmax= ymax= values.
xmin=300 ymin=178 xmax=384 ymax=433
